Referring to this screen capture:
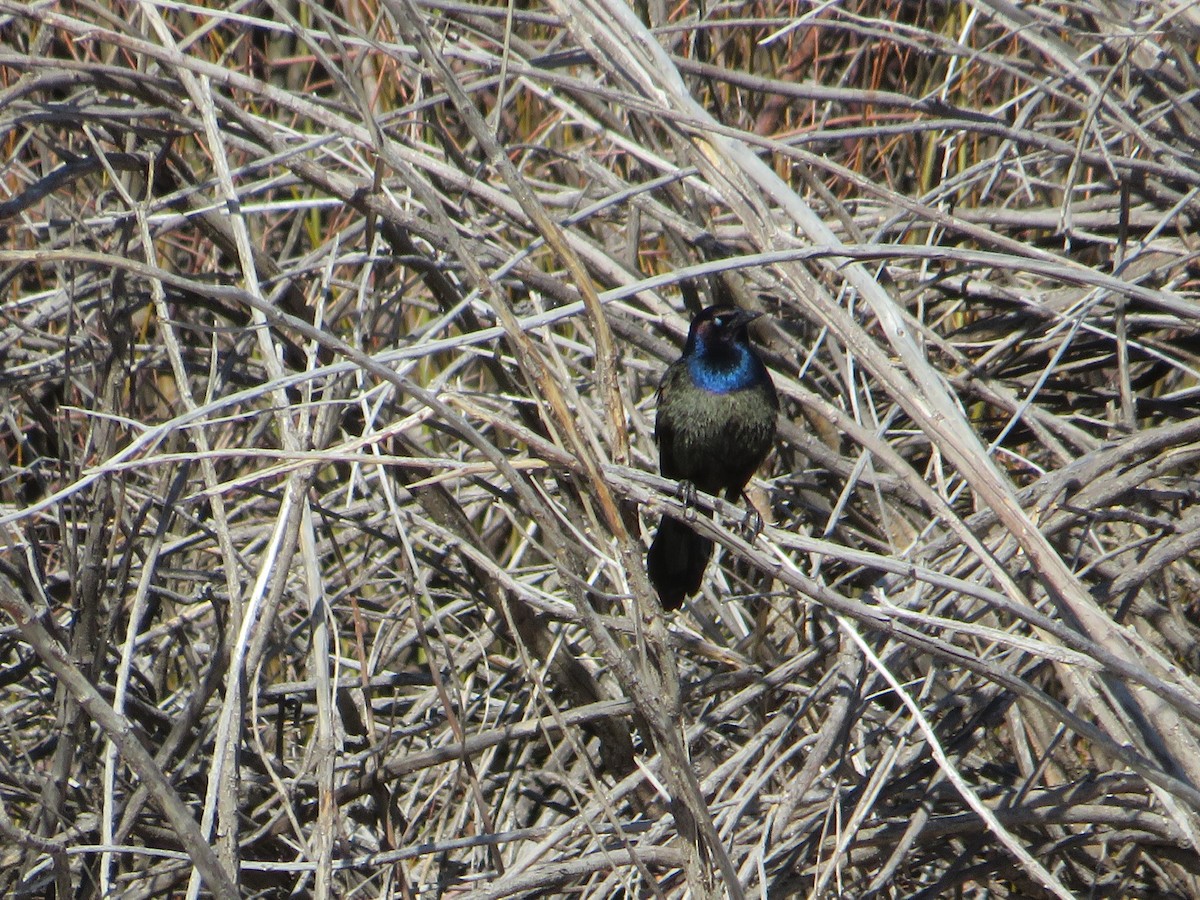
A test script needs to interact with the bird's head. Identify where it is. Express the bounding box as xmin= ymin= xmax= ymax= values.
xmin=684 ymin=305 xmax=763 ymax=357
